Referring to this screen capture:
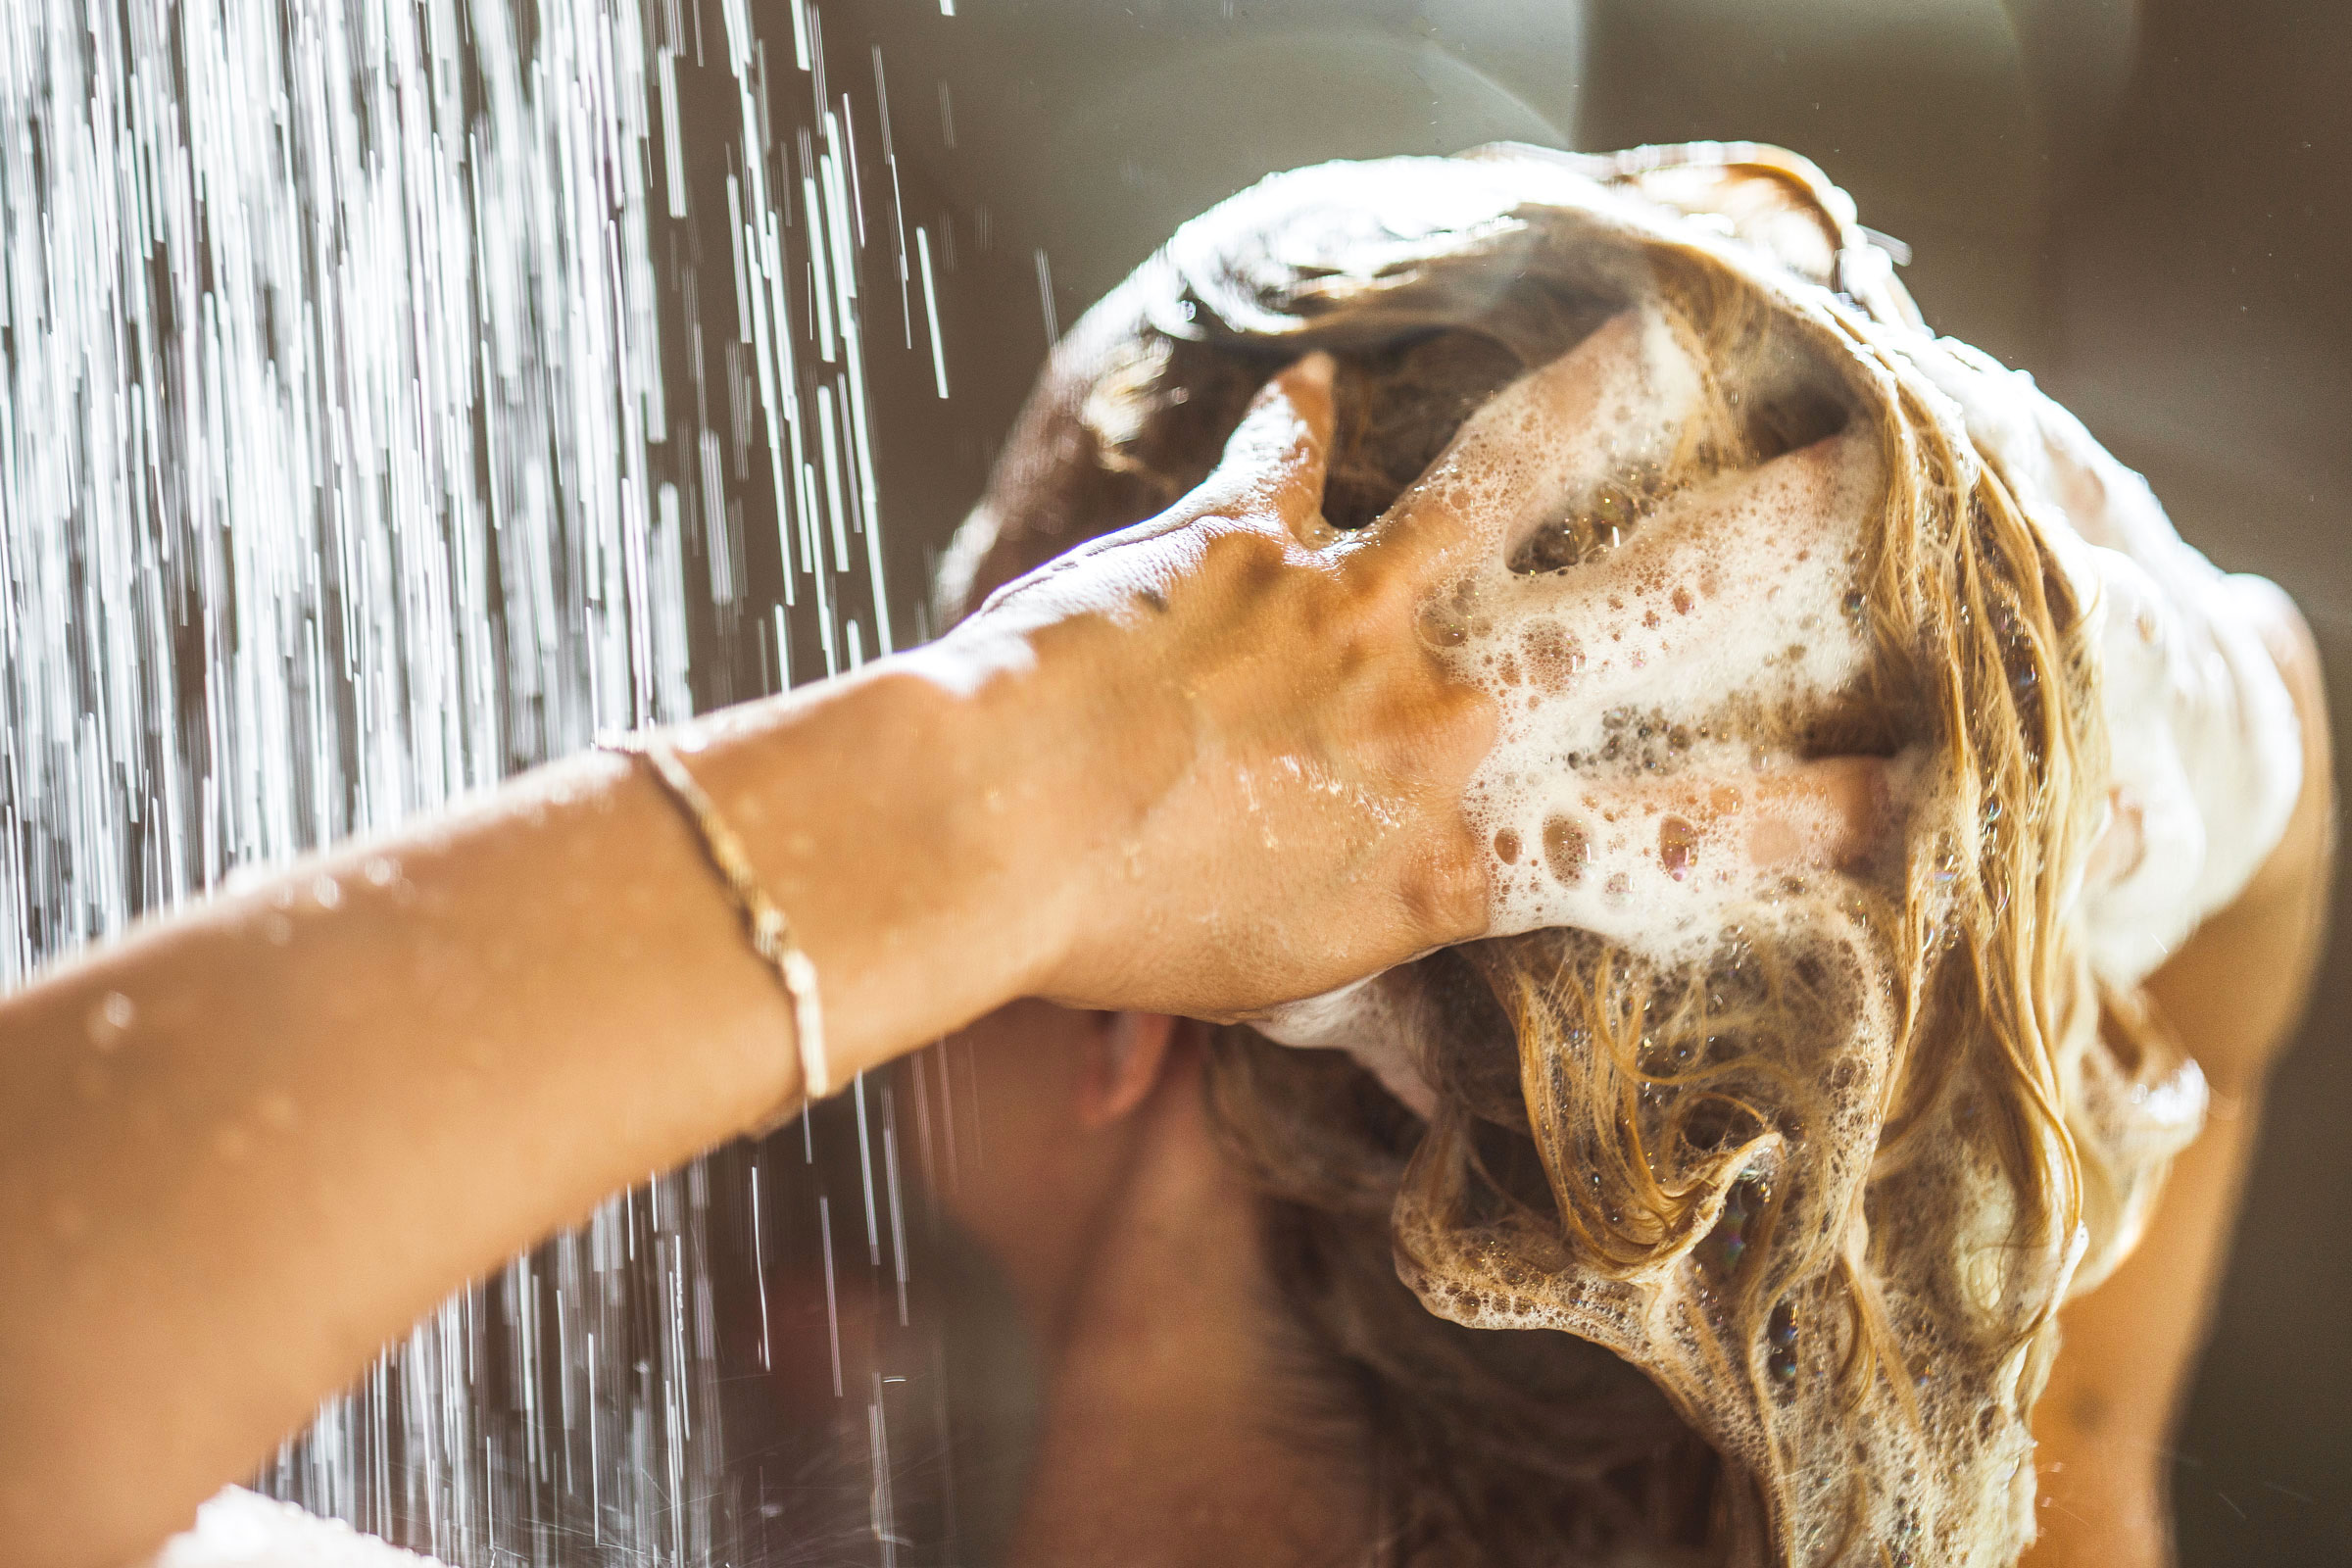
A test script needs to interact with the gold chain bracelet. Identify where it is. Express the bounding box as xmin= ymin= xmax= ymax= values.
xmin=597 ymin=731 xmax=831 ymax=1120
